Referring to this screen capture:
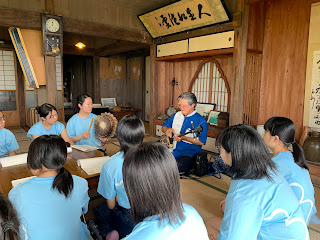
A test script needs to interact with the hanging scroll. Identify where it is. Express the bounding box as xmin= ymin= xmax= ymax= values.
xmin=139 ymin=0 xmax=229 ymax=38
xmin=309 ymin=50 xmax=320 ymax=127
